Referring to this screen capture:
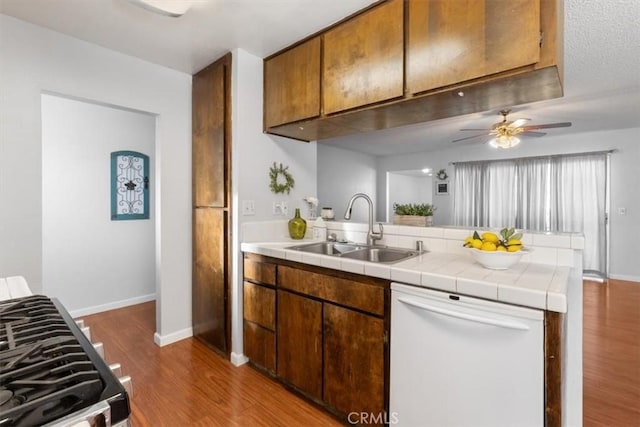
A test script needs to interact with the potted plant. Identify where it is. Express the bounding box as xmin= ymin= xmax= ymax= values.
xmin=393 ymin=203 xmax=436 ymax=227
